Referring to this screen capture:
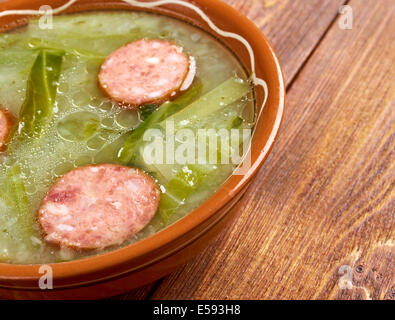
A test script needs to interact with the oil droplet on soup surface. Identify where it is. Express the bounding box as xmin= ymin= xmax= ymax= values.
xmin=56 ymin=112 xmax=100 ymax=142
xmin=115 ymin=109 xmax=141 ymax=129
